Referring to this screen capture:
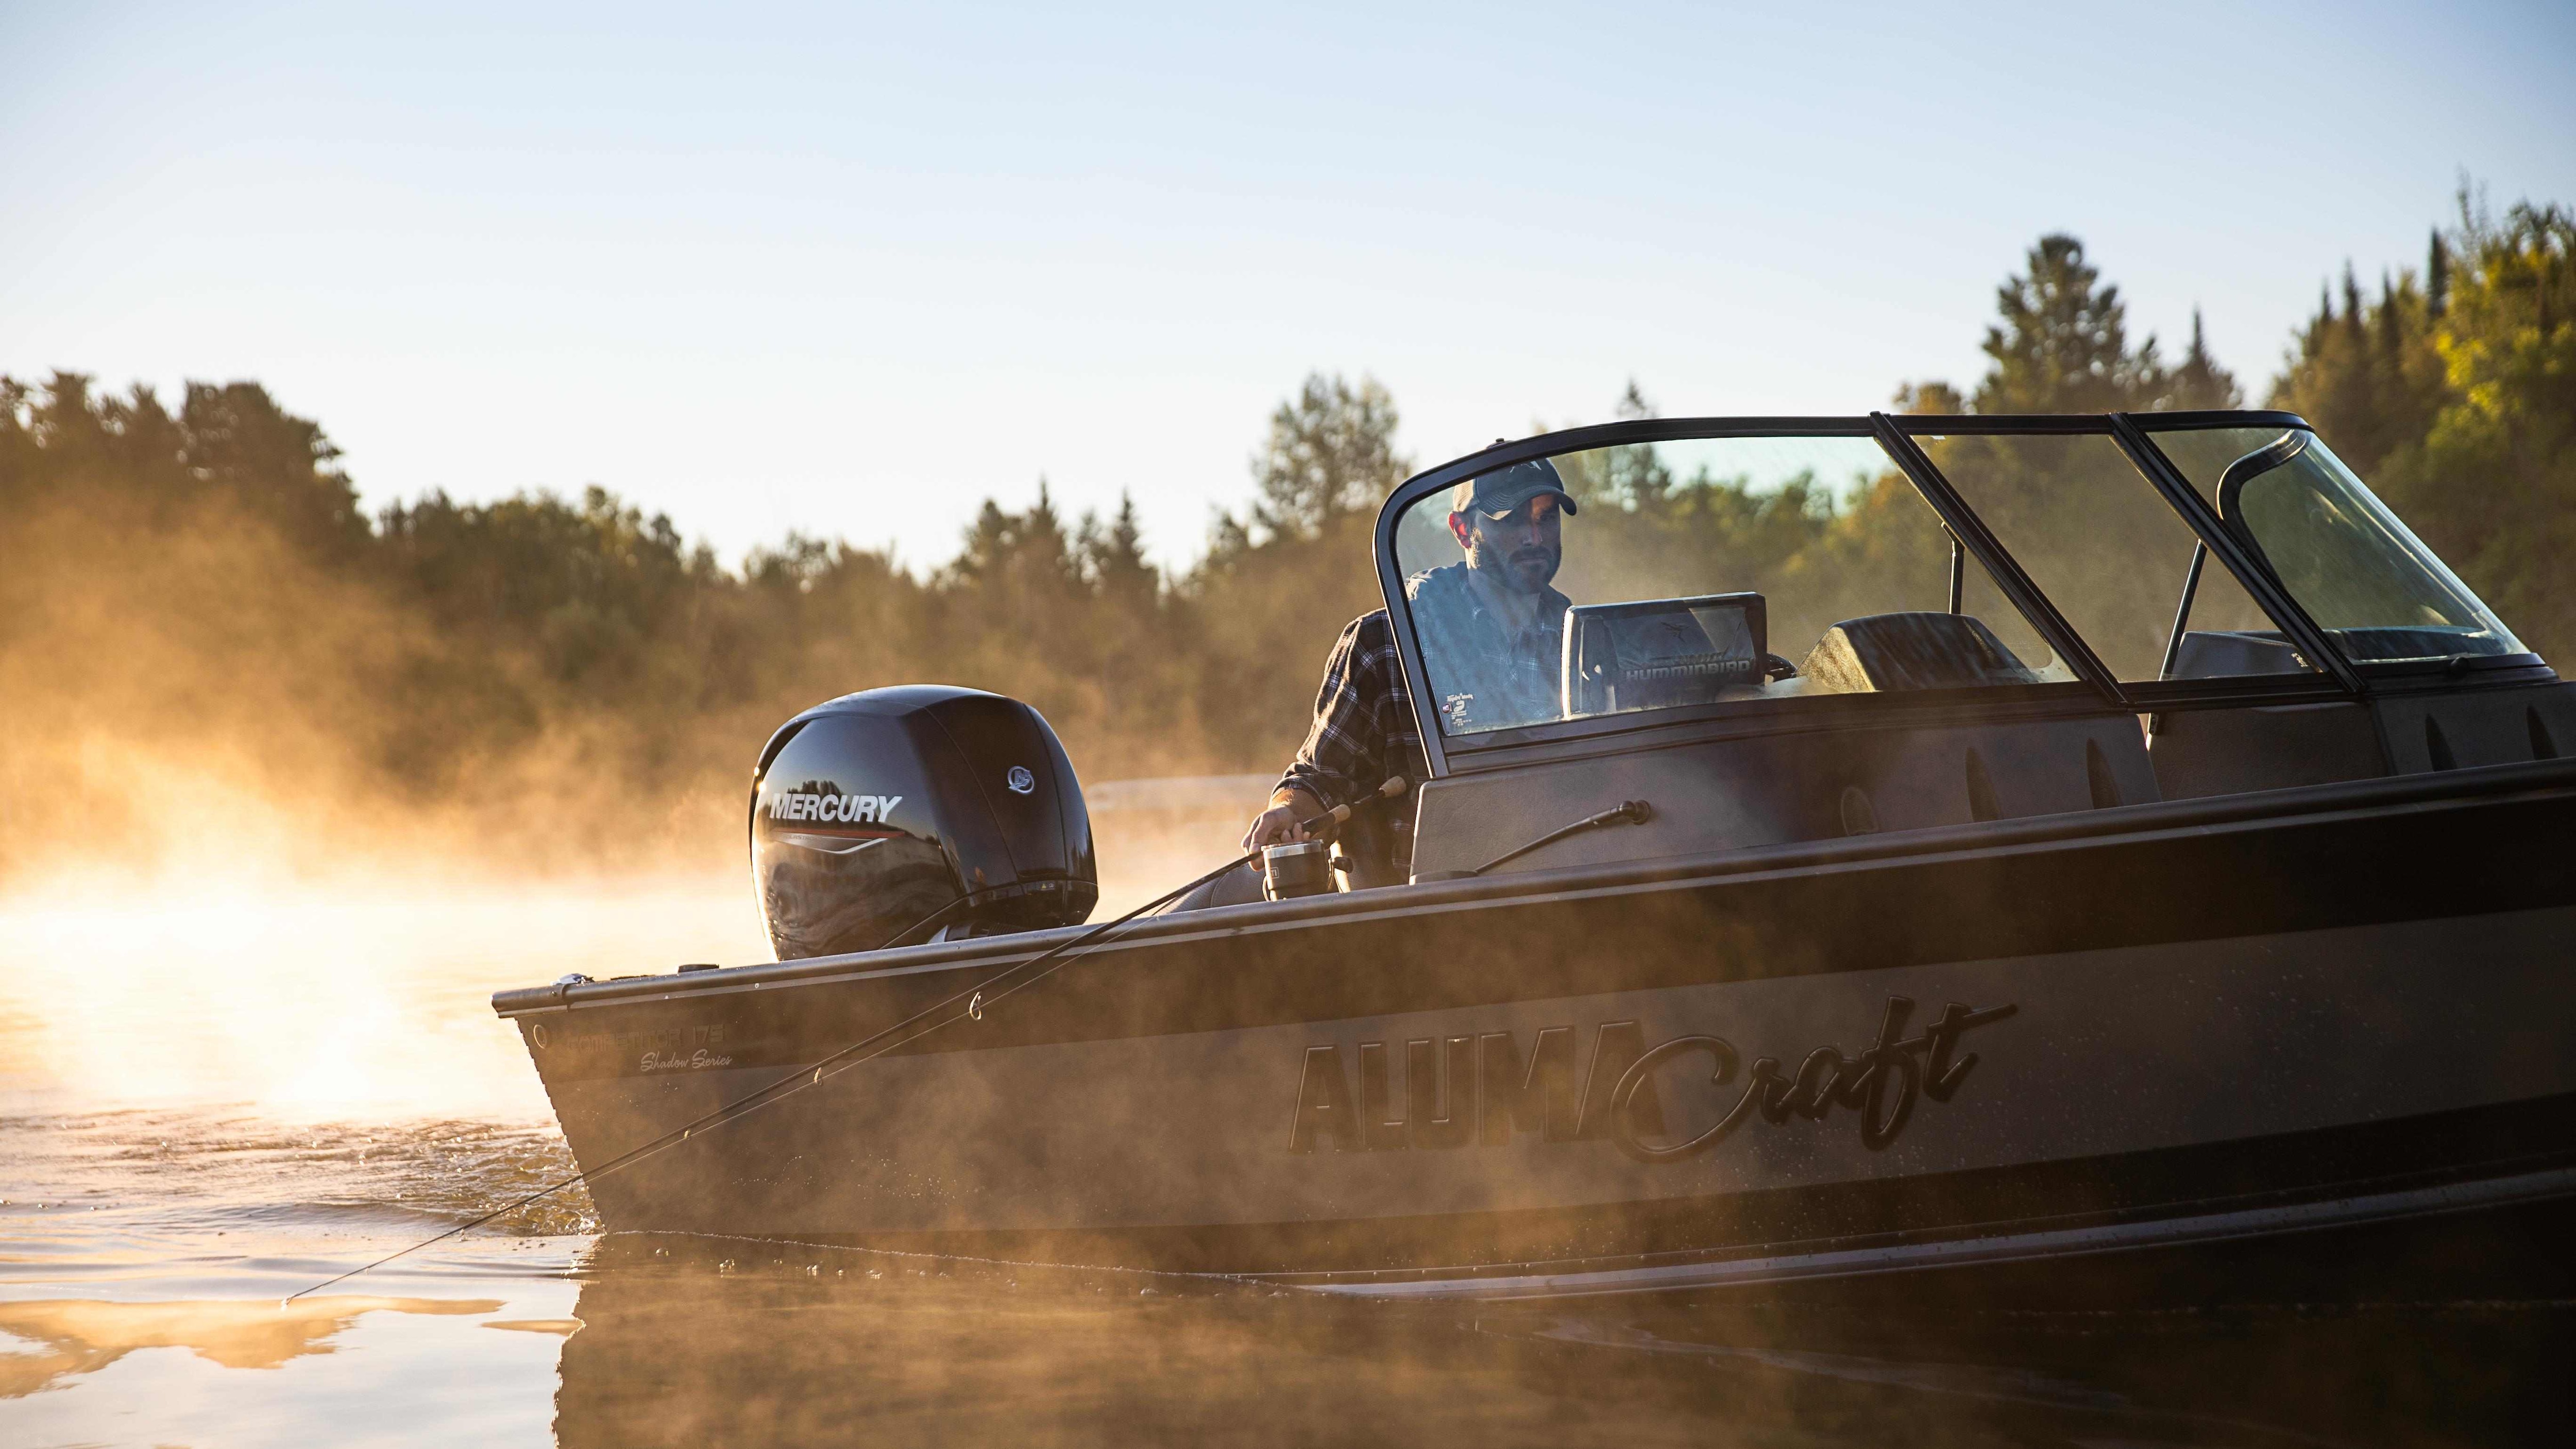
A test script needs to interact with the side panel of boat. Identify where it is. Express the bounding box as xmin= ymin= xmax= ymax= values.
xmin=517 ymin=783 xmax=2576 ymax=1278
xmin=1408 ymin=712 xmax=2162 ymax=878
xmin=541 ymin=909 xmax=2573 ymax=1251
